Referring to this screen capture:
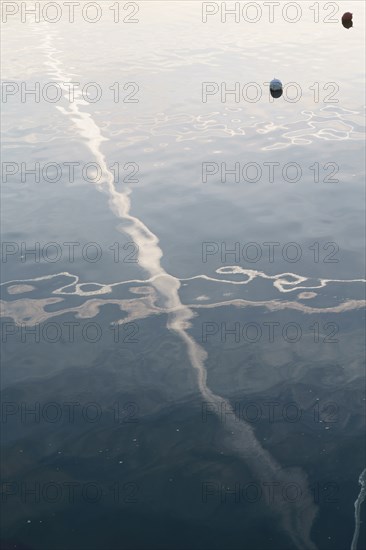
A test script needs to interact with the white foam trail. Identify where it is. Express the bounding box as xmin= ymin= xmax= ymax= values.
xmin=182 ymin=266 xmax=366 ymax=293
xmin=351 ymin=468 xmax=366 ymax=550
xmin=29 ymin=26 xmax=323 ymax=548
xmin=2 ymin=267 xmax=364 ymax=301
xmin=1 ymin=271 xmax=364 ymax=325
